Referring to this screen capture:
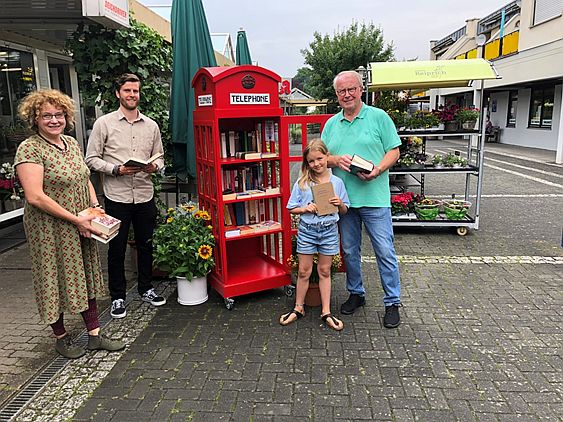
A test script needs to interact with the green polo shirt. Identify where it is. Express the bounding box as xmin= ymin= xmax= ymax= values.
xmin=322 ymin=104 xmax=401 ymax=207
